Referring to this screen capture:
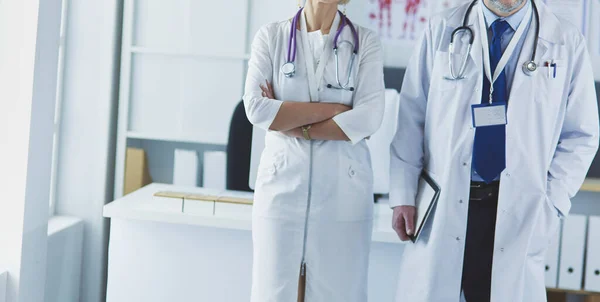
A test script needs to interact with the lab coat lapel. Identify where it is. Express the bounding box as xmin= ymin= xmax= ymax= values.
xmin=508 ymin=0 xmax=561 ymax=100
xmin=466 ymin=5 xmax=482 ymax=71
xmin=300 ymin=11 xmax=340 ymax=102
